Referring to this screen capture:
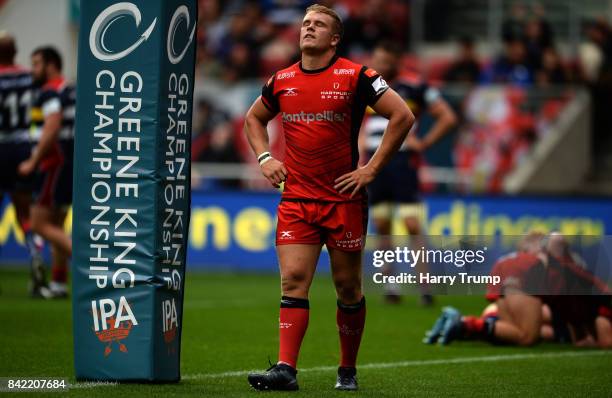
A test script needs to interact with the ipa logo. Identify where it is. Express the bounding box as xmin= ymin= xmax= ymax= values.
xmin=162 ymin=298 xmax=179 ymax=345
xmin=91 ymin=297 xmax=139 ymax=356
xmin=89 ymin=2 xmax=157 ymax=62
xmin=167 ymin=5 xmax=196 ymax=64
